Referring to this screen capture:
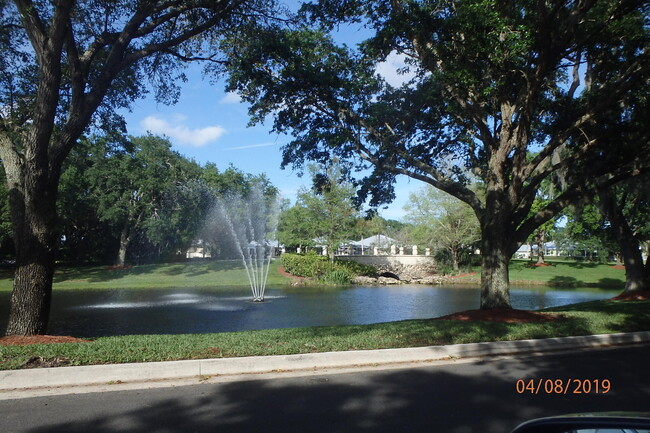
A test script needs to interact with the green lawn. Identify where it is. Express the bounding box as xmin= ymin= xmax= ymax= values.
xmin=456 ymin=260 xmax=626 ymax=288
xmin=0 ymin=299 xmax=647 ymax=370
xmin=0 ymin=259 xmax=627 ymax=292
xmin=0 ymin=260 xmax=293 ymax=292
